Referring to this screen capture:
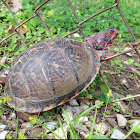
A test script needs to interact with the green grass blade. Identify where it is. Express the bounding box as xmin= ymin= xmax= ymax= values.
xmin=76 ymin=114 xmax=88 ymax=139
xmin=75 ymin=101 xmax=104 ymax=123
xmin=88 ymin=107 xmax=97 ymax=139
xmin=0 ymin=63 xmax=10 ymax=70
xmin=123 ymin=121 xmax=140 ymax=139
xmin=99 ymin=98 xmax=109 ymax=135
xmin=105 ymin=125 xmax=118 ymax=137
xmin=58 ymin=118 xmax=67 ymax=139
xmin=62 ymin=108 xmax=76 ymax=139
xmin=41 ymin=123 xmax=62 ymax=139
